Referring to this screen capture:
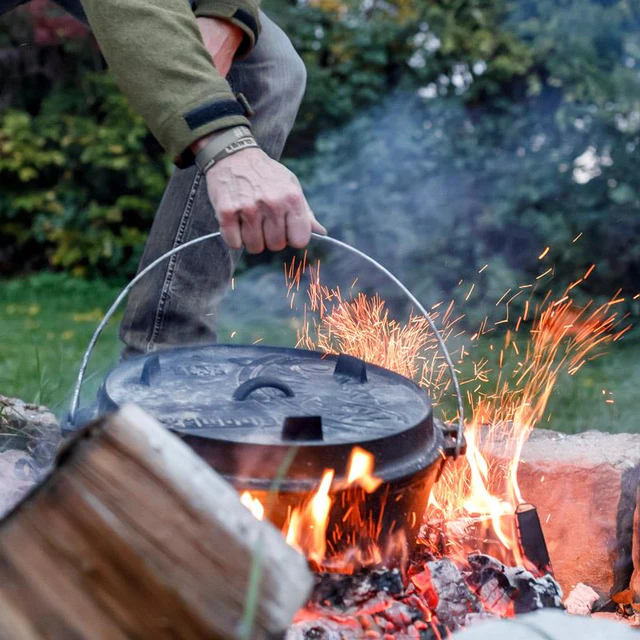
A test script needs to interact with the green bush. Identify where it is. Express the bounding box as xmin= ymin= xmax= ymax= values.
xmin=0 ymin=74 xmax=170 ymax=277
